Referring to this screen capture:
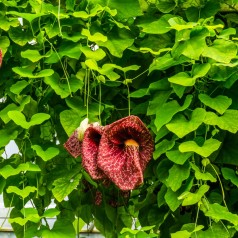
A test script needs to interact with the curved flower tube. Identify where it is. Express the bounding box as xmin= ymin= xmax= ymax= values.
xmin=64 ymin=130 xmax=82 ymax=158
xmin=97 ymin=115 xmax=154 ymax=191
xmin=0 ymin=49 xmax=2 ymax=67
xmin=82 ymin=124 xmax=106 ymax=180
xmin=64 ymin=118 xmax=89 ymax=158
